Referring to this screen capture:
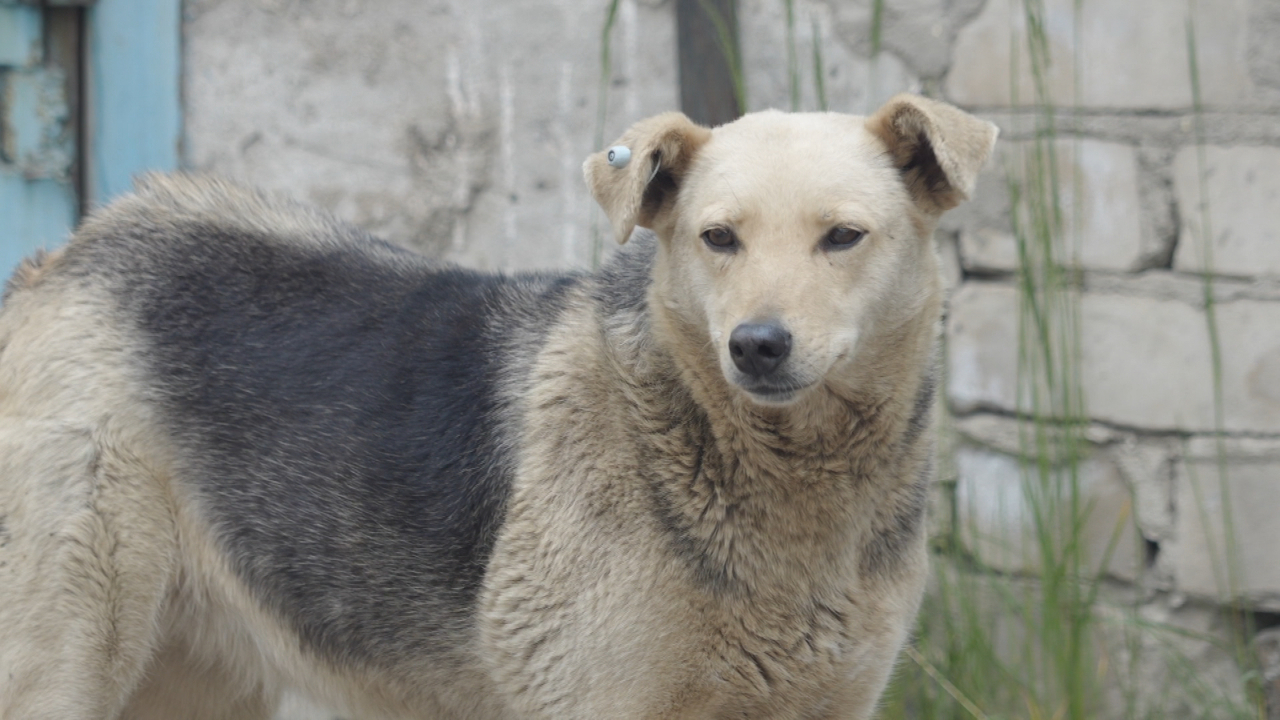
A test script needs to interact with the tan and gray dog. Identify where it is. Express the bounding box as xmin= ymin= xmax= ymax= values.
xmin=0 ymin=94 xmax=995 ymax=719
